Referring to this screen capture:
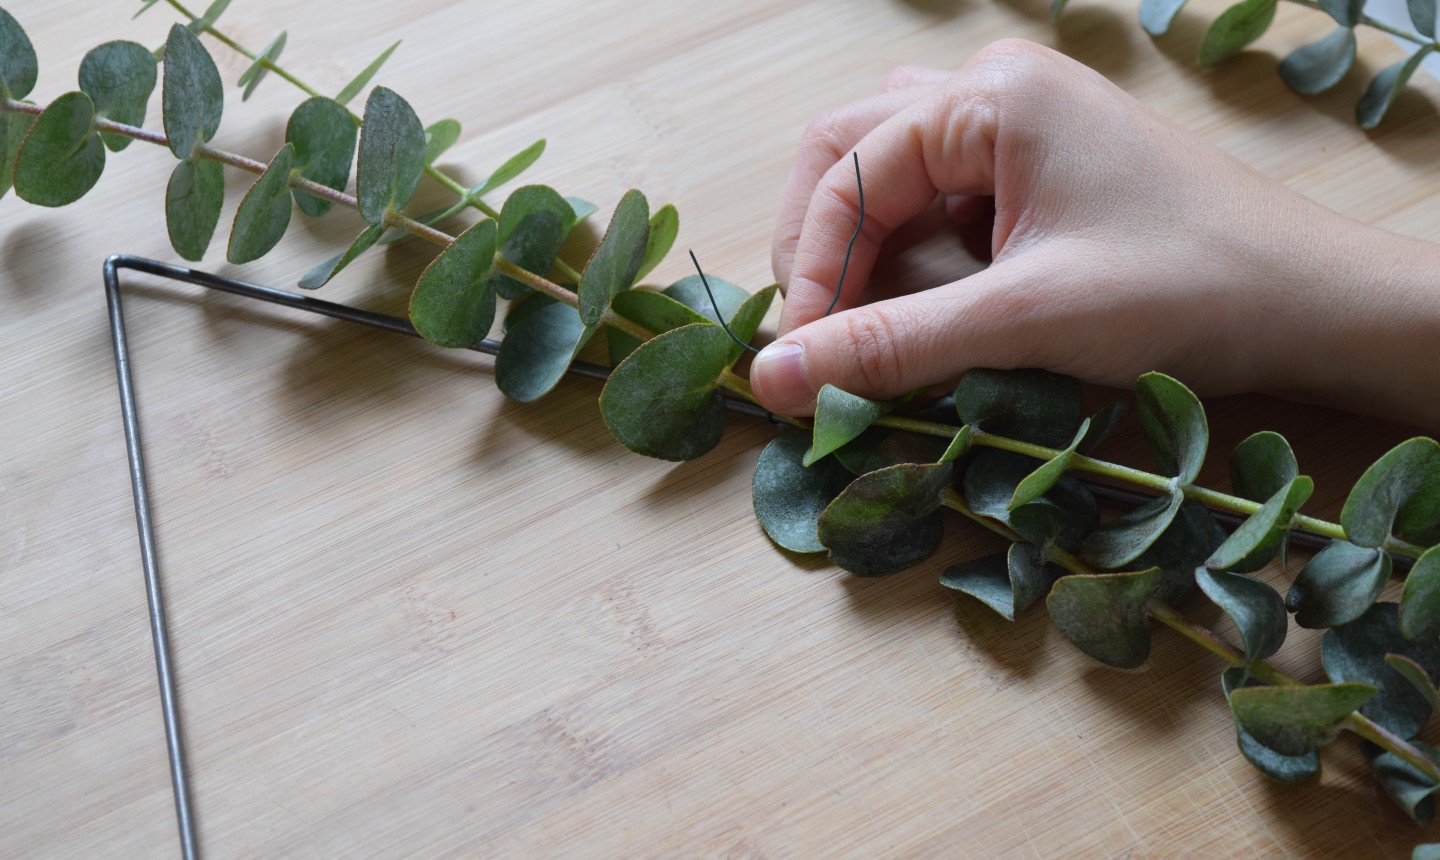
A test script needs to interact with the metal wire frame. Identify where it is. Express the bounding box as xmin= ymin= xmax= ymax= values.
xmin=102 ymin=254 xmax=1349 ymax=859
